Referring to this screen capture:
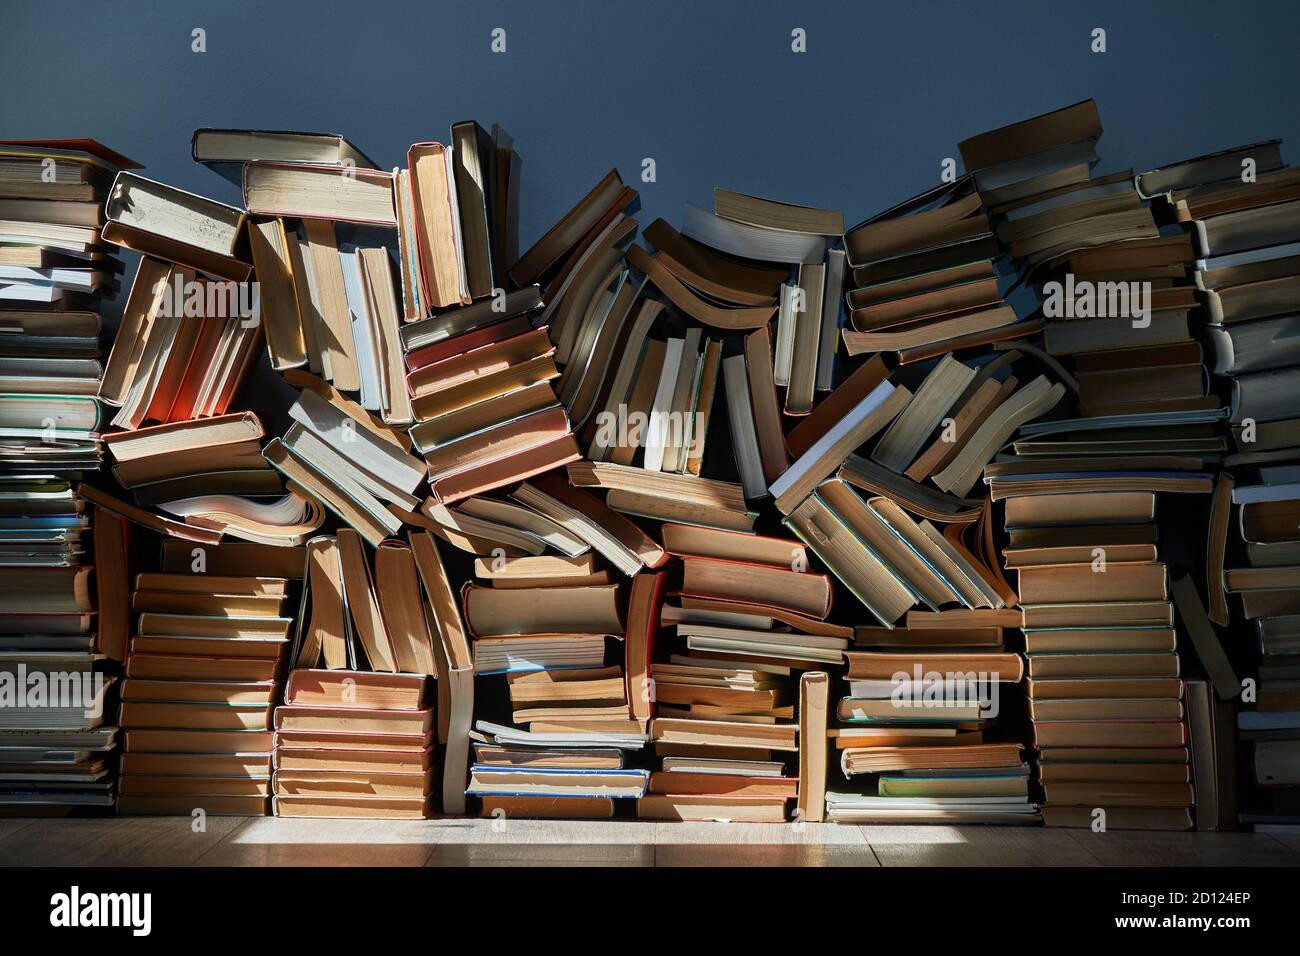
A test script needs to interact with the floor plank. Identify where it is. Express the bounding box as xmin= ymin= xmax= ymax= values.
xmin=0 ymin=819 xmax=38 ymax=845
xmin=0 ymin=816 xmax=1295 ymax=865
xmin=198 ymin=839 xmax=435 ymax=866
xmin=428 ymin=818 xmax=660 ymax=845
xmin=427 ymin=844 xmax=653 ymax=866
xmin=224 ymin=817 xmax=446 ymax=845
xmin=653 ymin=821 xmax=868 ymax=845
xmin=0 ymin=816 xmax=244 ymax=867
xmin=1064 ymin=829 xmax=1300 ymax=867
xmin=864 ymin=825 xmax=1102 ymax=867
xmin=655 ymin=843 xmax=880 ymax=866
